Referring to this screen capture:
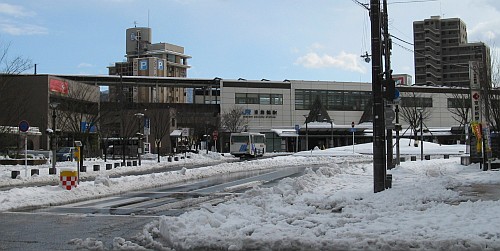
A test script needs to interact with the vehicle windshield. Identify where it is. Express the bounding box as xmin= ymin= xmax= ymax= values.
xmin=57 ymin=147 xmax=72 ymax=153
